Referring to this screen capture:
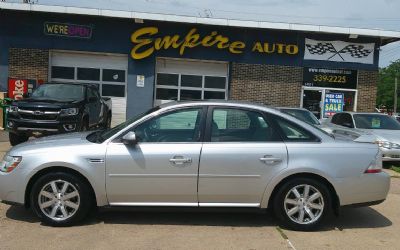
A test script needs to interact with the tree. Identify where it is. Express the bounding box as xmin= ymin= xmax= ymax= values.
xmin=377 ymin=59 xmax=400 ymax=111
